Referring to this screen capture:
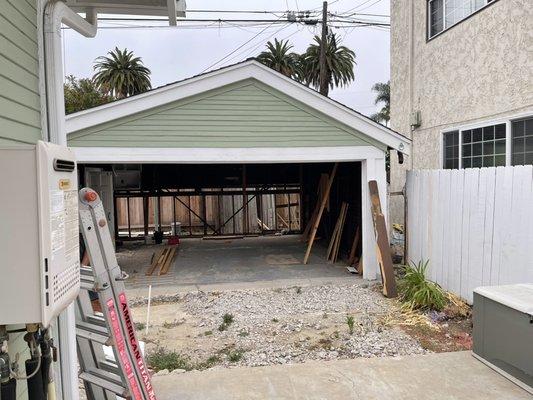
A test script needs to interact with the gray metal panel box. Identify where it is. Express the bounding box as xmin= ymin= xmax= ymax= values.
xmin=473 ymin=284 xmax=533 ymax=393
